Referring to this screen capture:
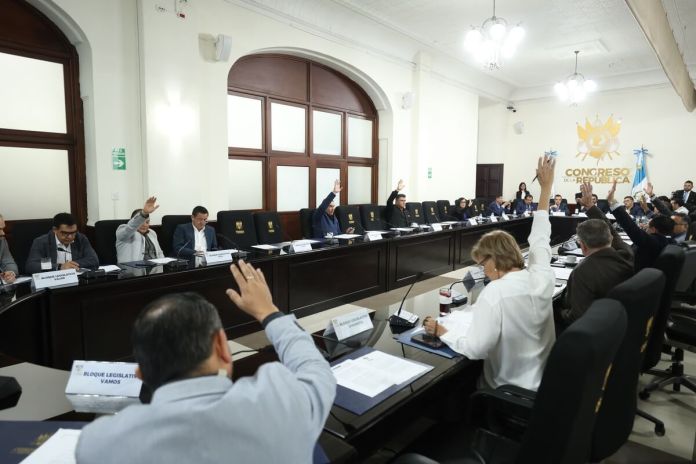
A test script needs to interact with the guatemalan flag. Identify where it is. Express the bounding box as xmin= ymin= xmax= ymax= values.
xmin=631 ymin=147 xmax=648 ymax=198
